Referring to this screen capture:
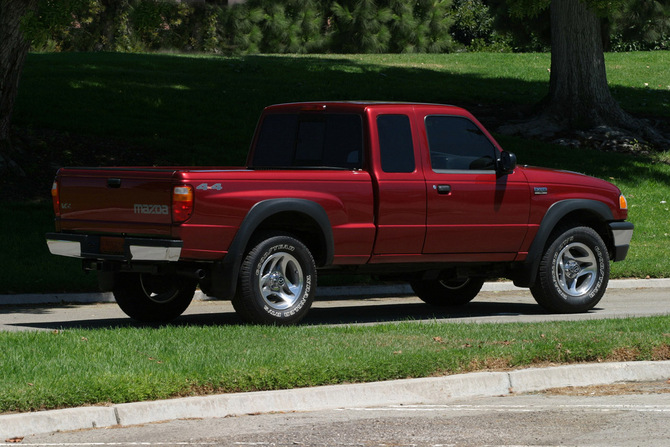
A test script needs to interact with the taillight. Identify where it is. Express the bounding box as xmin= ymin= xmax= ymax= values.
xmin=172 ymin=185 xmax=194 ymax=223
xmin=51 ymin=180 xmax=60 ymax=217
